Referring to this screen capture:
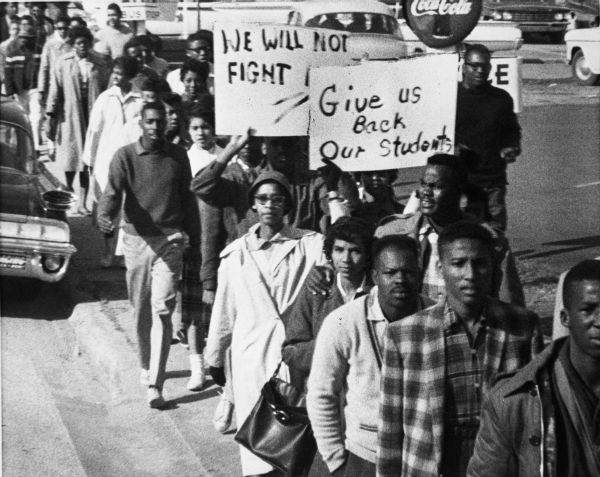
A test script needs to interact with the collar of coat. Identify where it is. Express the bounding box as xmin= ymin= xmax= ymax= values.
xmin=498 ymin=338 xmax=565 ymax=398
